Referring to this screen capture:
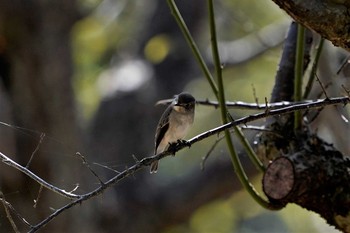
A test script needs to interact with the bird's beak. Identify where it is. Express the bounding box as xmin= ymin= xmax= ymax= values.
xmin=174 ymin=97 xmax=179 ymax=106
